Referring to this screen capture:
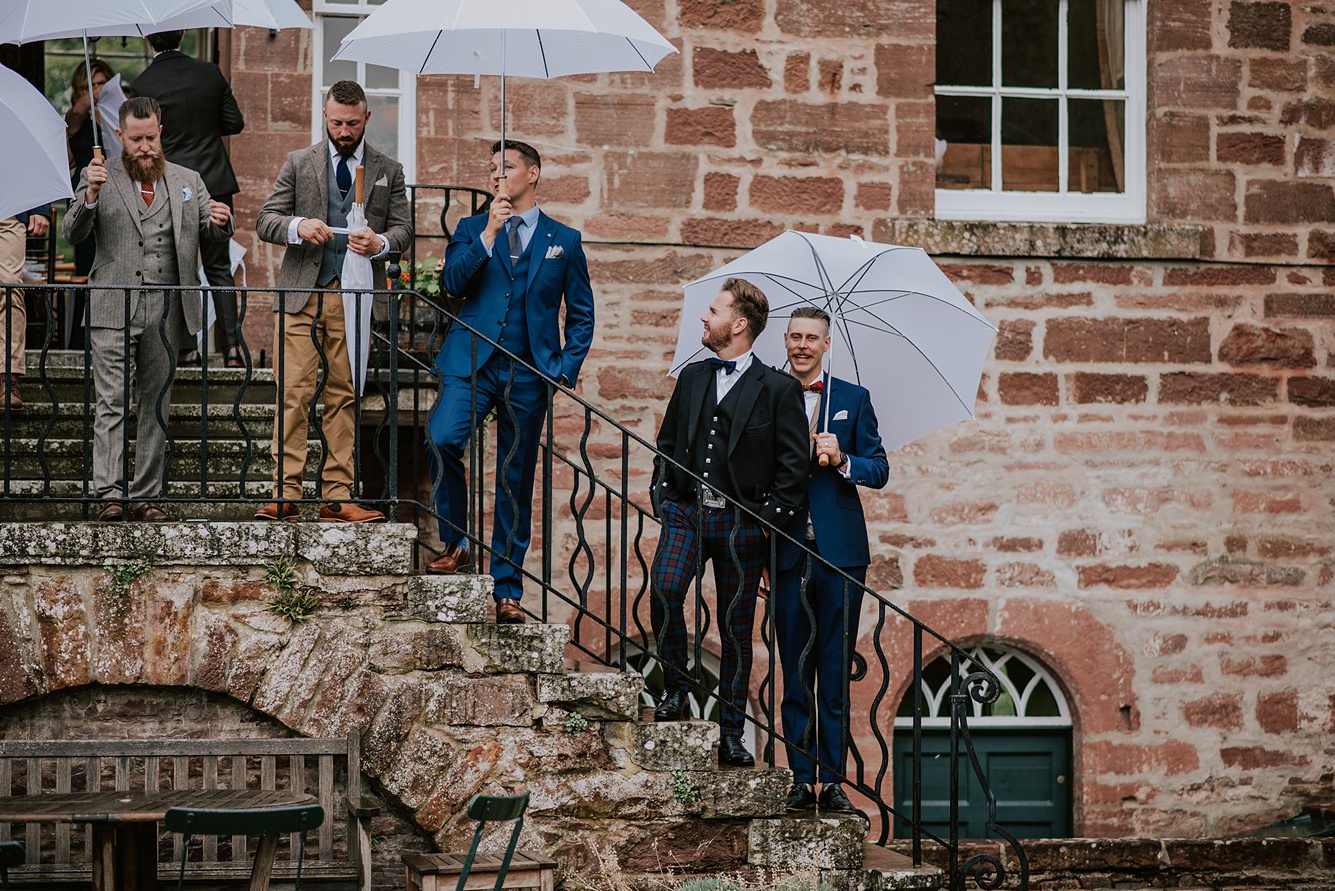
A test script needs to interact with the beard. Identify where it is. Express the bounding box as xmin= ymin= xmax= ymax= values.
xmin=701 ymin=324 xmax=733 ymax=354
xmin=327 ymin=127 xmax=363 ymax=157
xmin=122 ymin=151 xmax=166 ymax=185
